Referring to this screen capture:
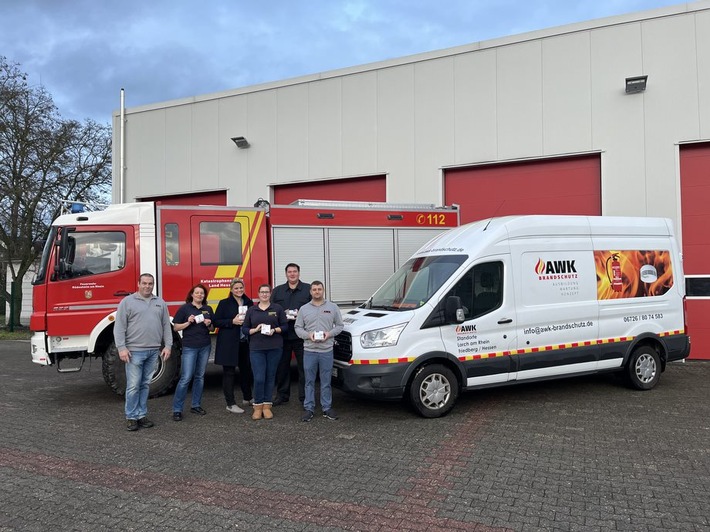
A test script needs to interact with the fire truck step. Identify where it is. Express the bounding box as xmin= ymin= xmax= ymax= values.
xmin=56 ymin=353 xmax=86 ymax=373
